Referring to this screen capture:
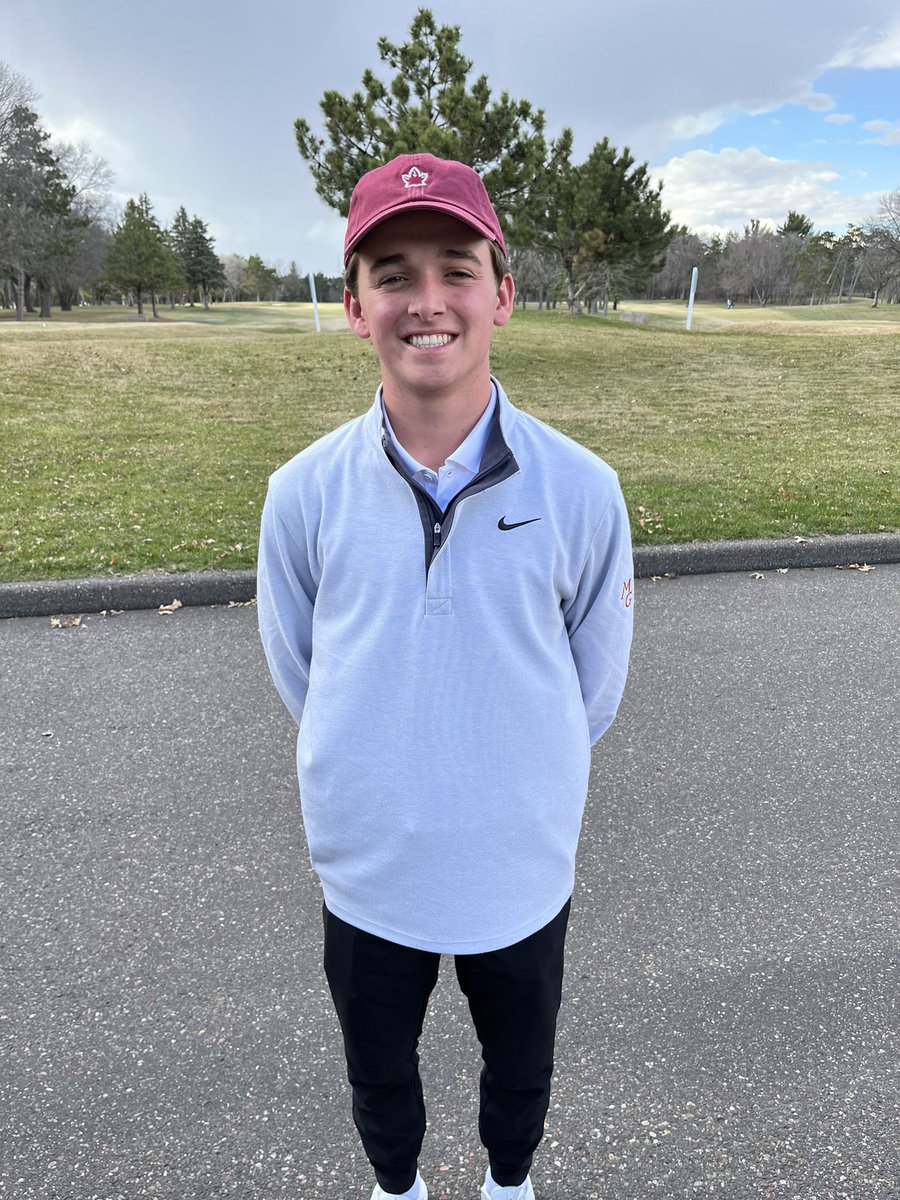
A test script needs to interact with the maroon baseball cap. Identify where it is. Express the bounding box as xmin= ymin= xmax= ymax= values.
xmin=343 ymin=153 xmax=507 ymax=265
